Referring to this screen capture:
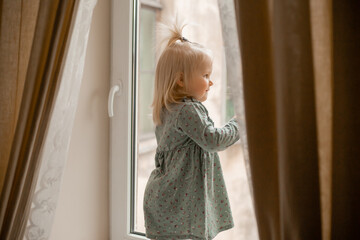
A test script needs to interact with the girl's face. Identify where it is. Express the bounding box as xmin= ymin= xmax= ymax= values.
xmin=186 ymin=59 xmax=213 ymax=102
